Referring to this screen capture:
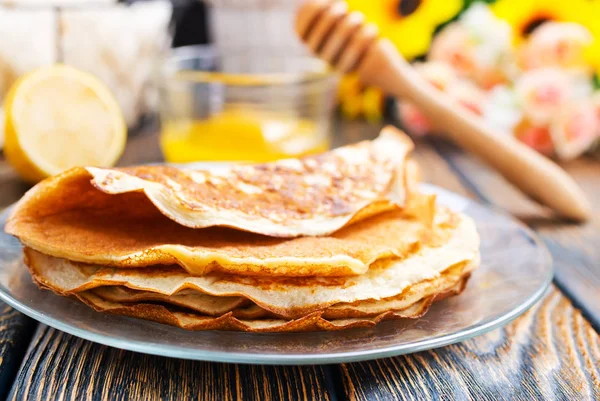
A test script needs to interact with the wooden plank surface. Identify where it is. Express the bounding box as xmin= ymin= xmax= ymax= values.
xmin=1 ymin=122 xmax=599 ymax=400
xmin=434 ymin=140 xmax=600 ymax=332
xmin=341 ymin=288 xmax=600 ymax=401
xmin=0 ymin=303 xmax=37 ymax=400
xmin=8 ymin=325 xmax=335 ymax=401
